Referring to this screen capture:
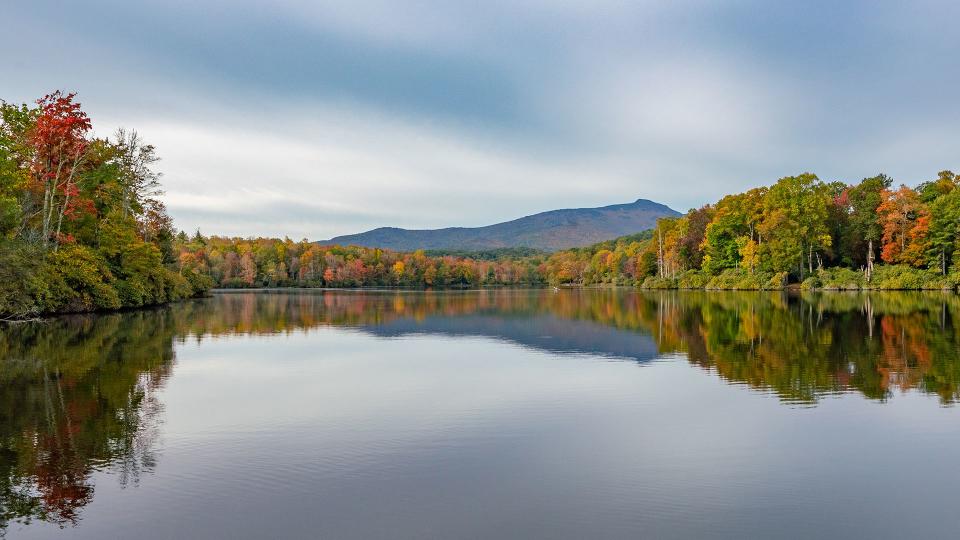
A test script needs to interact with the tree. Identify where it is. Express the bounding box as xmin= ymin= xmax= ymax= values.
xmin=240 ymin=252 xmax=257 ymax=285
xmin=678 ymin=206 xmax=712 ymax=270
xmin=29 ymin=92 xmax=93 ymax=247
xmin=1 ymin=91 xmax=209 ymax=318
xmin=737 ymin=236 xmax=760 ymax=274
xmin=758 ymin=174 xmax=831 ymax=277
xmin=111 ymin=128 xmax=170 ymax=247
xmin=924 ymin=172 xmax=960 ymax=274
xmin=392 ymin=260 xmax=405 ymax=285
xmin=877 ymin=185 xmax=928 ymax=266
xmin=917 ymin=170 xmax=958 ymax=203
xmin=654 ymin=217 xmax=684 ymax=278
xmin=702 ymin=200 xmax=744 ymax=274
xmin=701 ymin=188 xmax=764 ymax=274
xmin=0 ymin=102 xmax=35 ymax=238
xmin=843 ymin=174 xmax=892 ymax=280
